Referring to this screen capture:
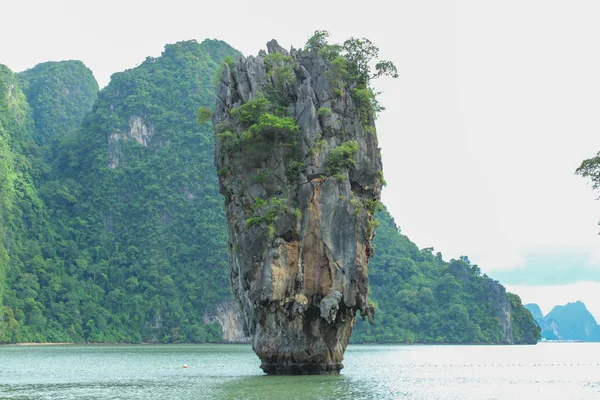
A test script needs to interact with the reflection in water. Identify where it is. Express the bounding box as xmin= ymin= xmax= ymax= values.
xmin=217 ymin=374 xmax=351 ymax=400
